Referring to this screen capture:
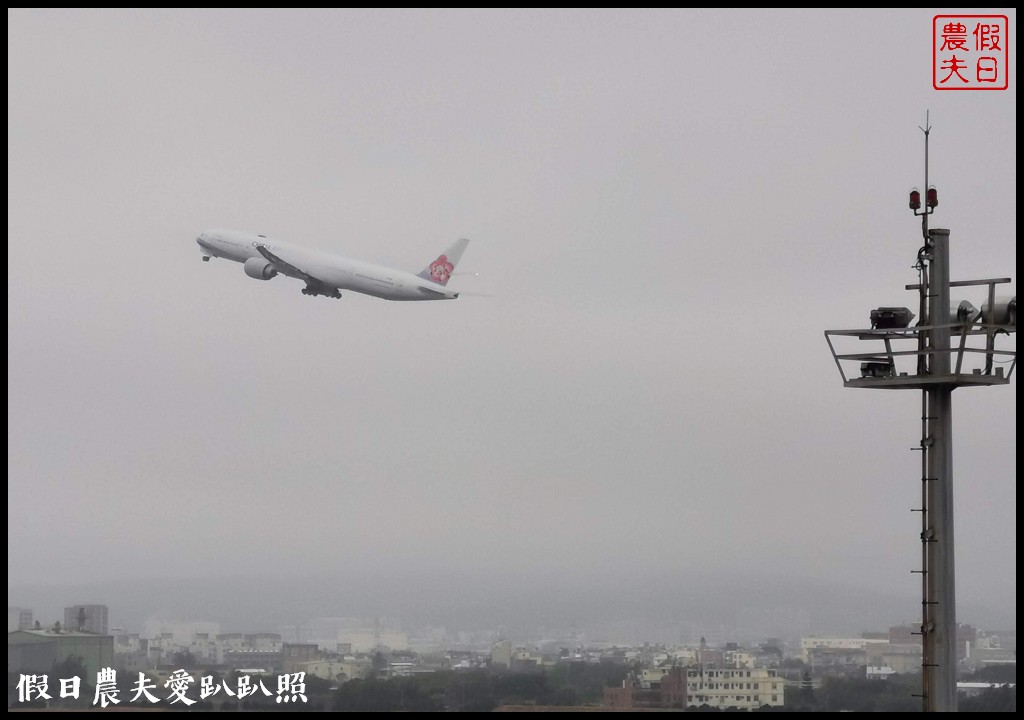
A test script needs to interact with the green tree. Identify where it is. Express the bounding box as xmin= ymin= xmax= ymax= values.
xmin=960 ymin=684 xmax=1016 ymax=712
xmin=171 ymin=650 xmax=199 ymax=668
